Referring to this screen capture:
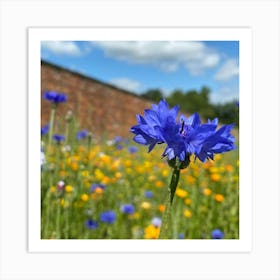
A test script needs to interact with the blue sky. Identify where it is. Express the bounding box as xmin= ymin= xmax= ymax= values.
xmin=41 ymin=41 xmax=239 ymax=104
